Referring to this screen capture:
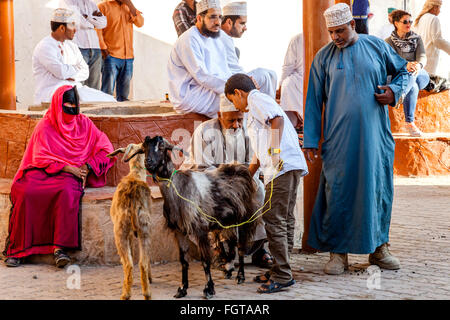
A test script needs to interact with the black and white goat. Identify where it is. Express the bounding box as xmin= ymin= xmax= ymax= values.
xmin=141 ymin=135 xmax=259 ymax=299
